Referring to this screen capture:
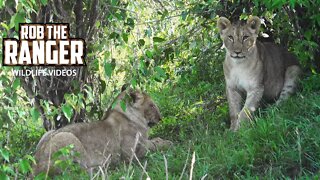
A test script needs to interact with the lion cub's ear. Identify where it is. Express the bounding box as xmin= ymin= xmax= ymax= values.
xmin=246 ymin=16 xmax=261 ymax=34
xmin=217 ymin=17 xmax=231 ymax=35
xmin=129 ymin=91 xmax=145 ymax=105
